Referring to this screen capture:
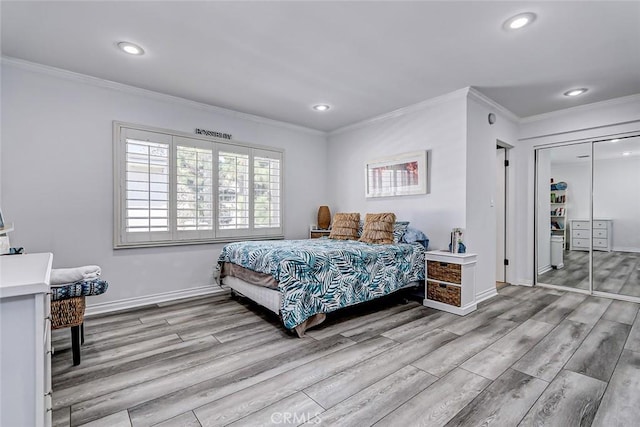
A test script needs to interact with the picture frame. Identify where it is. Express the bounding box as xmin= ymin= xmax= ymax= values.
xmin=365 ymin=150 xmax=427 ymax=198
